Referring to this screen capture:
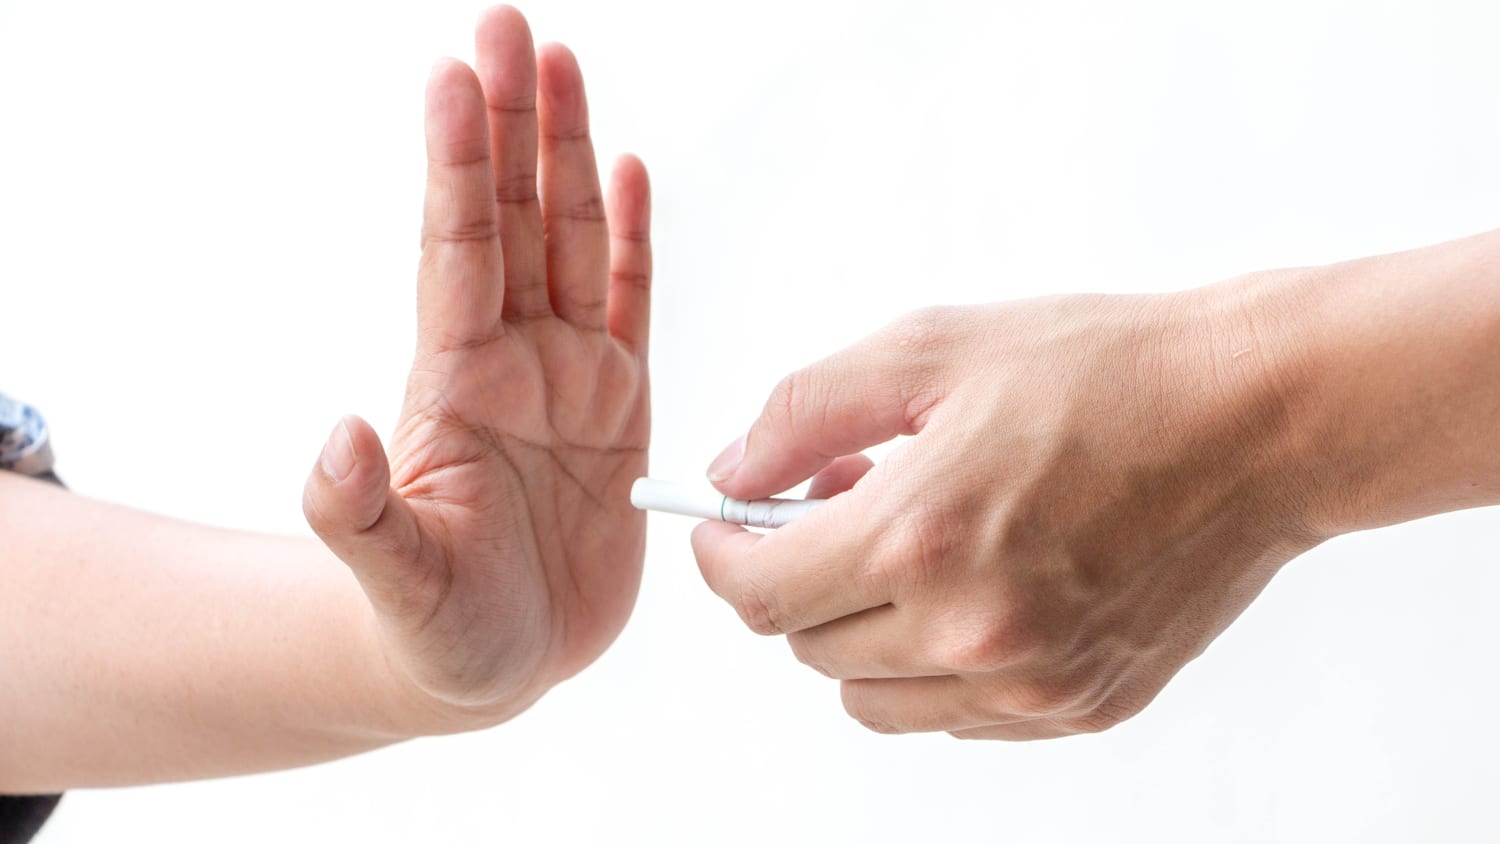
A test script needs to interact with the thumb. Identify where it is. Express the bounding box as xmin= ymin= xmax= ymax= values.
xmin=709 ymin=309 xmax=954 ymax=500
xmin=303 ymin=416 xmax=425 ymax=608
